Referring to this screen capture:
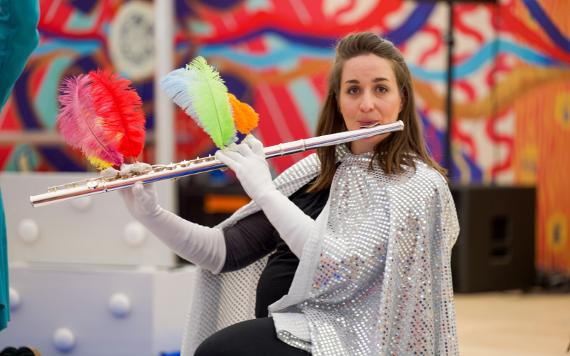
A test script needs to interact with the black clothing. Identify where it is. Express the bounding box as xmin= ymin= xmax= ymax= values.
xmin=222 ymin=180 xmax=330 ymax=317
xmin=194 ymin=317 xmax=311 ymax=356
